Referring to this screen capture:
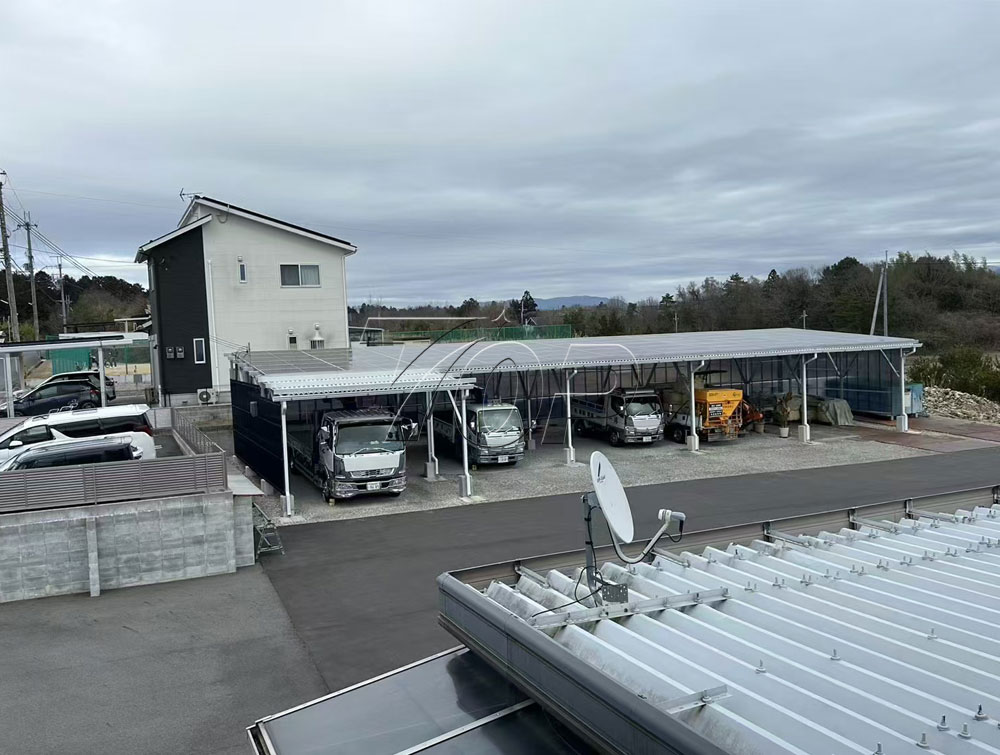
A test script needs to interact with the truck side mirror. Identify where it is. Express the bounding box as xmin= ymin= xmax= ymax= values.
xmin=319 ymin=427 xmax=332 ymax=447
xmin=404 ymin=419 xmax=419 ymax=440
